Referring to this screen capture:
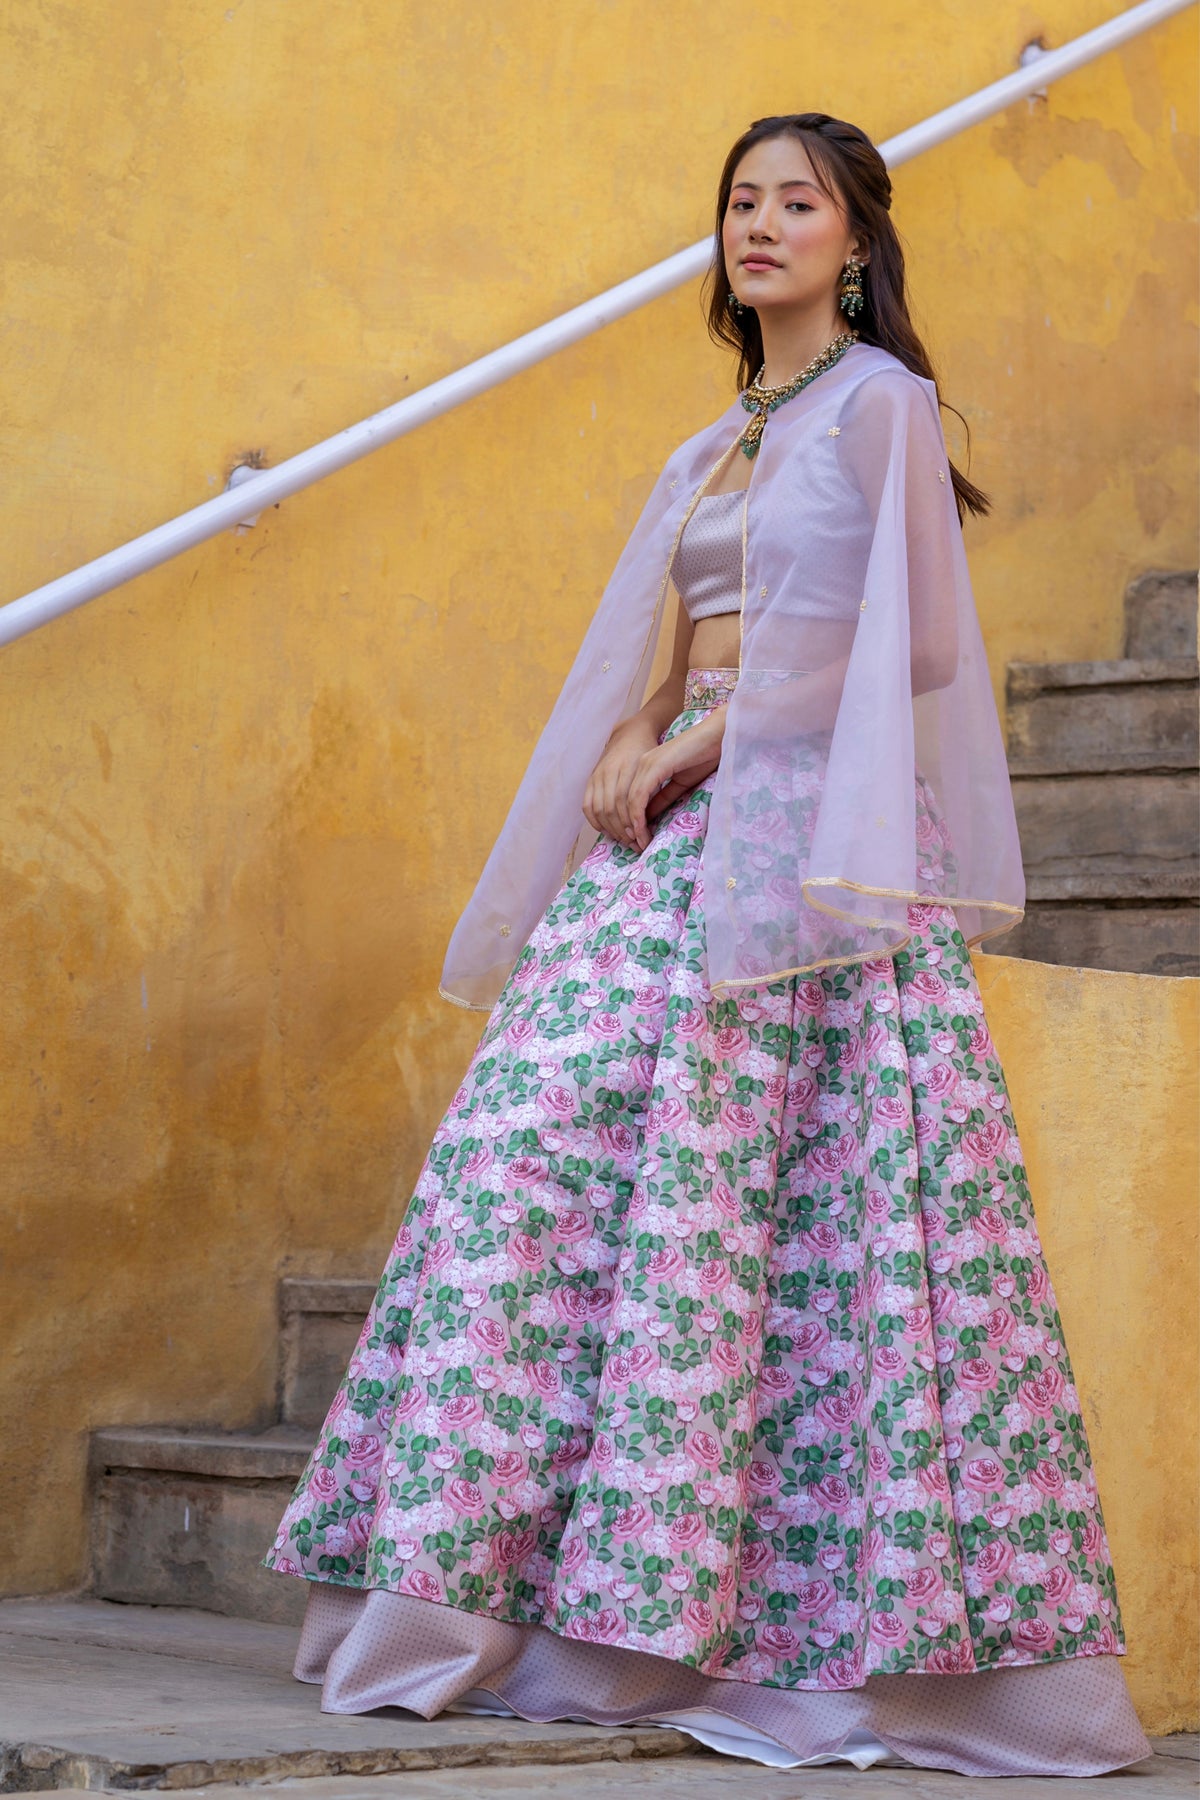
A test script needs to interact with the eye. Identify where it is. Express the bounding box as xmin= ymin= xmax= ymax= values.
xmin=788 ymin=201 xmax=814 ymax=212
